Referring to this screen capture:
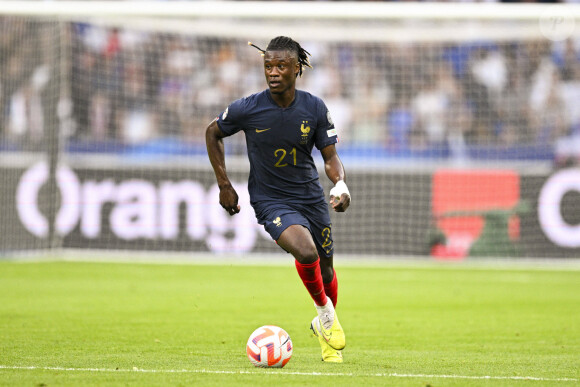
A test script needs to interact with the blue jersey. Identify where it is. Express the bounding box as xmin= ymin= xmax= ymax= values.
xmin=217 ymin=89 xmax=338 ymax=205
